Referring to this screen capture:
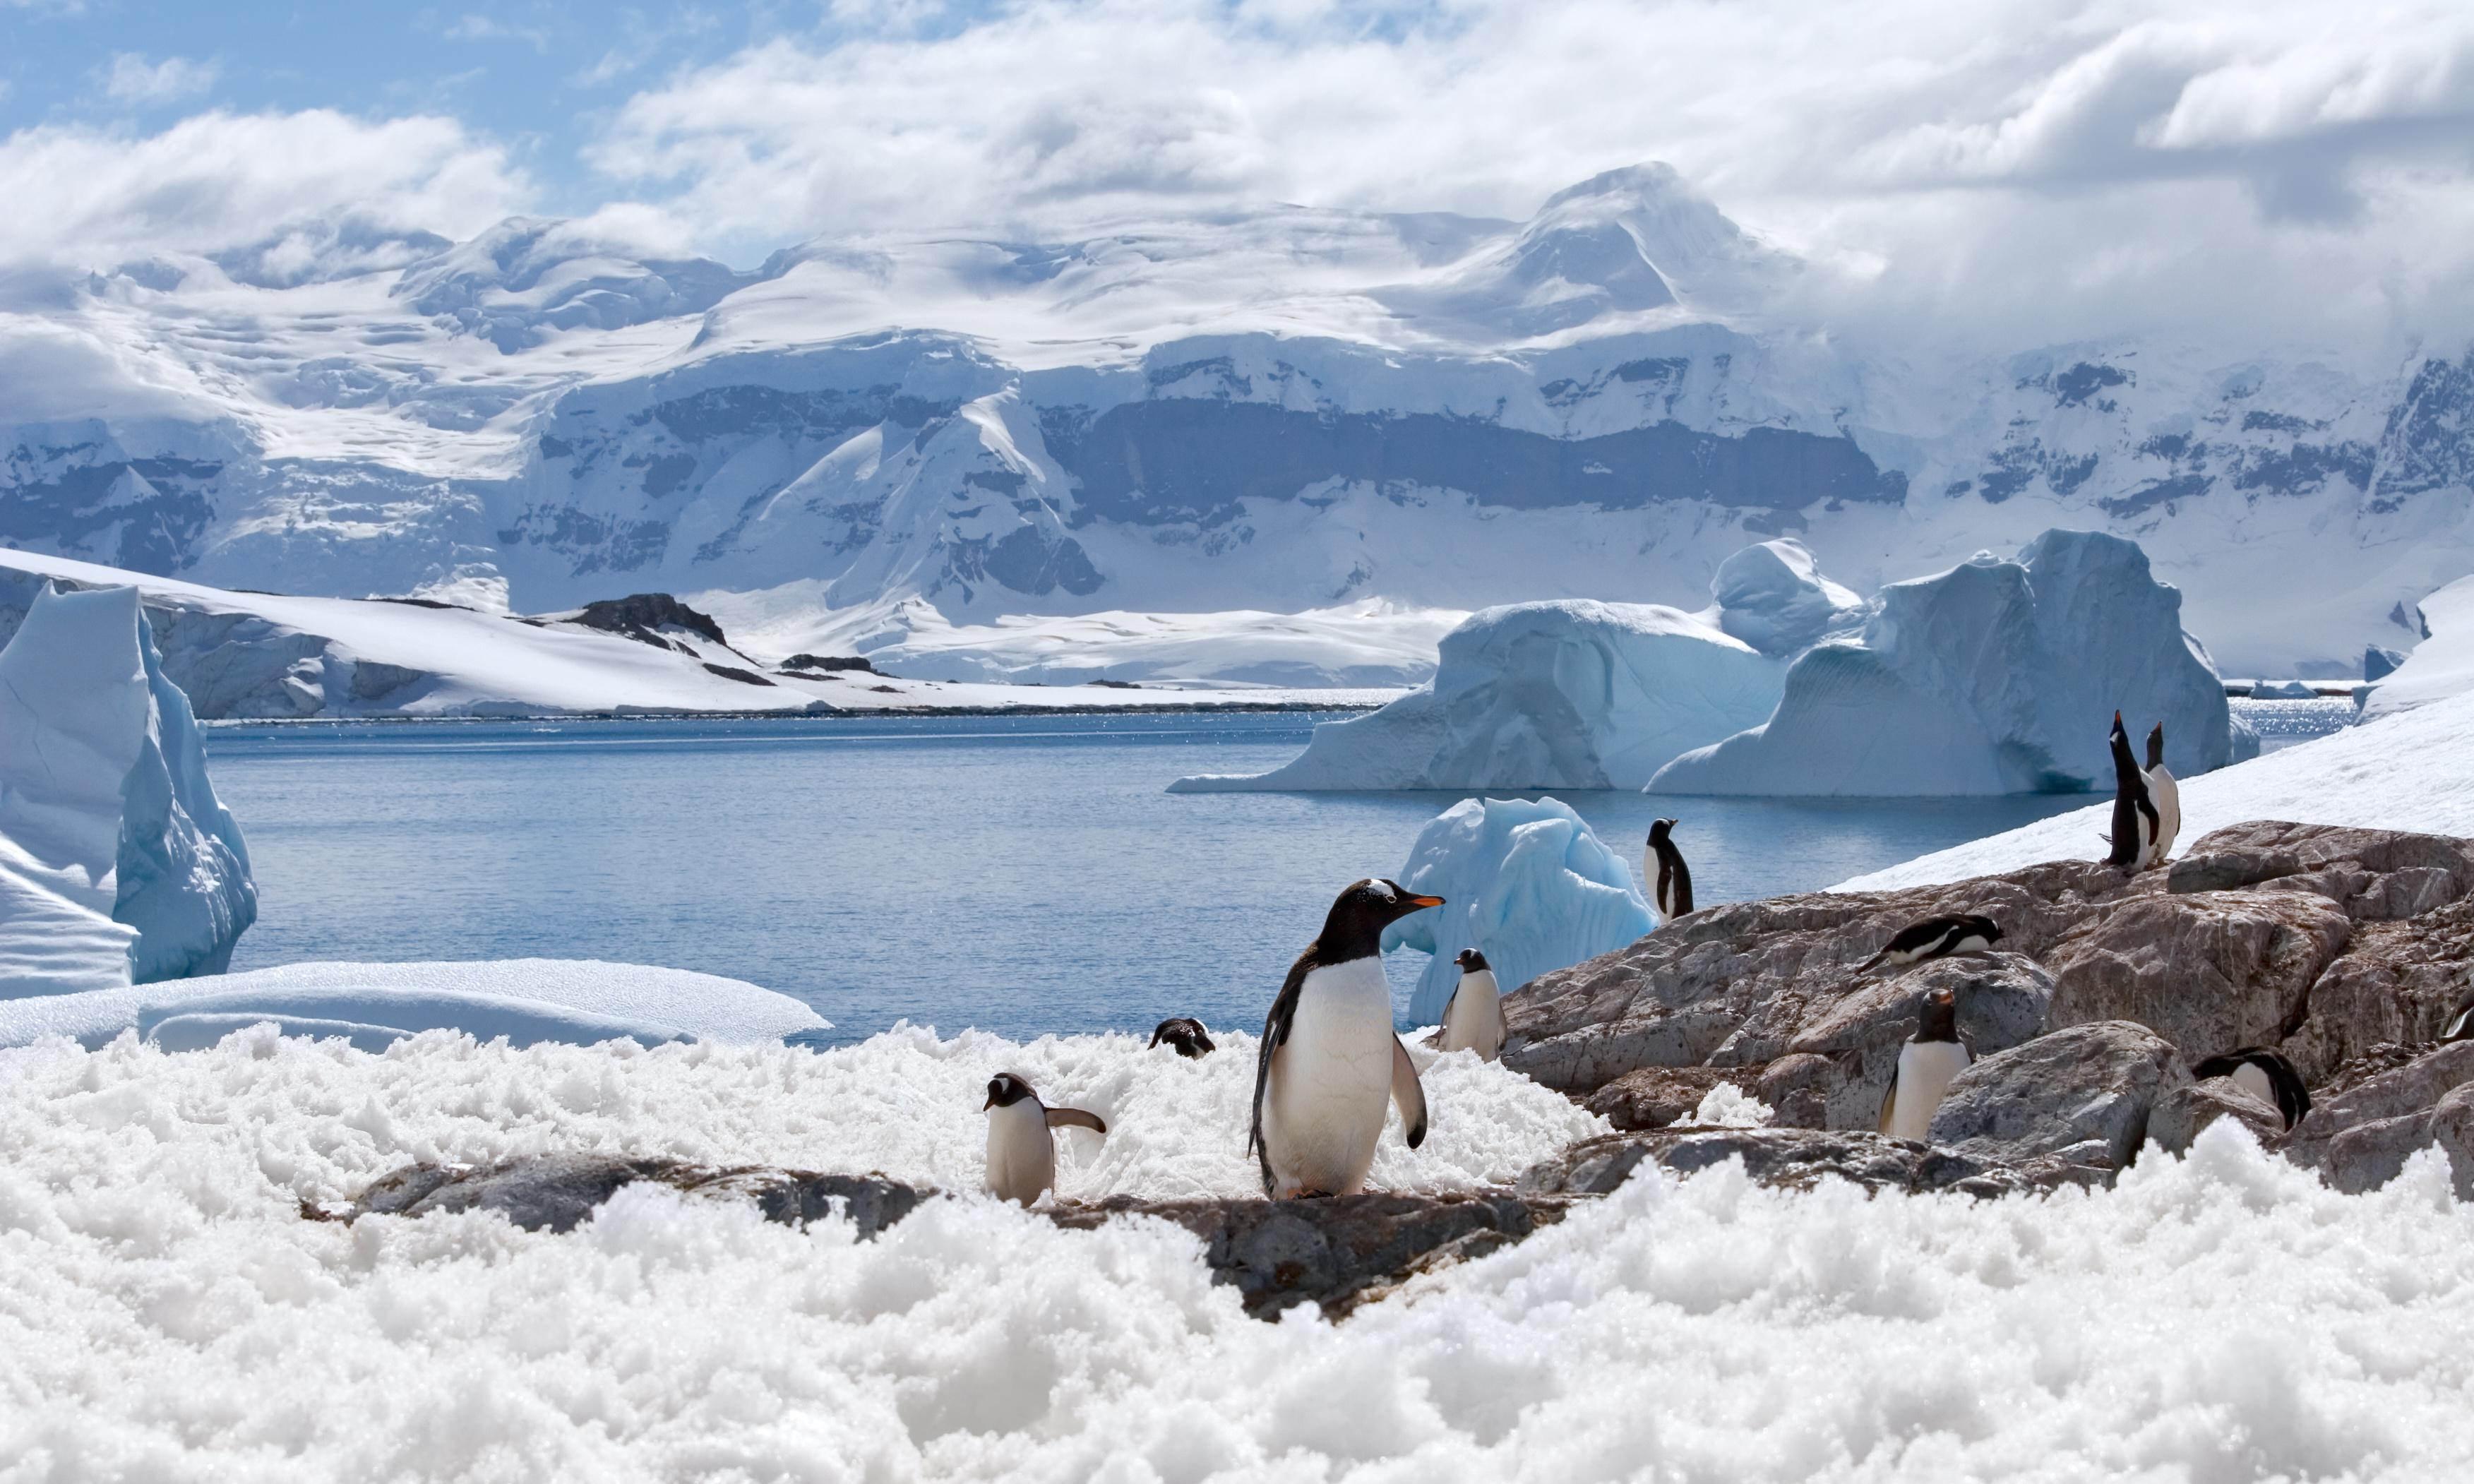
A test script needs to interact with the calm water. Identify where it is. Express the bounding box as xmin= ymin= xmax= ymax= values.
xmin=205 ymin=712 xmax=2167 ymax=1045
